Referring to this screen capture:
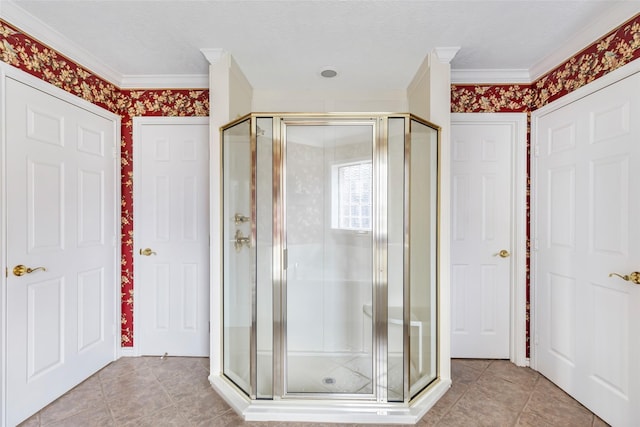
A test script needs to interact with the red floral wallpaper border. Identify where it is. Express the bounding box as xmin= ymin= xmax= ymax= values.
xmin=2 ymin=13 xmax=639 ymax=350
xmin=0 ymin=19 xmax=209 ymax=346
xmin=451 ymin=14 xmax=640 ymax=113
